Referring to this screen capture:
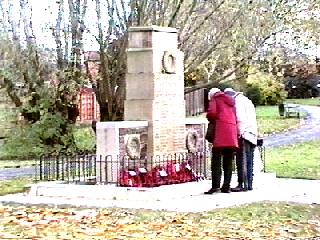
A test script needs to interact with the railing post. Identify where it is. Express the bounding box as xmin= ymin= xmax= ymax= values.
xmin=61 ymin=155 xmax=65 ymax=181
xmin=99 ymin=155 xmax=102 ymax=183
xmin=66 ymin=155 xmax=70 ymax=183
xmin=56 ymin=155 xmax=60 ymax=180
xmin=39 ymin=155 xmax=43 ymax=181
xmin=262 ymin=146 xmax=266 ymax=173
xmin=78 ymin=155 xmax=81 ymax=181
xmin=93 ymin=154 xmax=97 ymax=181
xmin=47 ymin=156 xmax=51 ymax=181
xmin=105 ymin=155 xmax=108 ymax=183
